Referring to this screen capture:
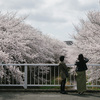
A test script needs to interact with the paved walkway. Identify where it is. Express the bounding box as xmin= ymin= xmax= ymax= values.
xmin=0 ymin=92 xmax=100 ymax=100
